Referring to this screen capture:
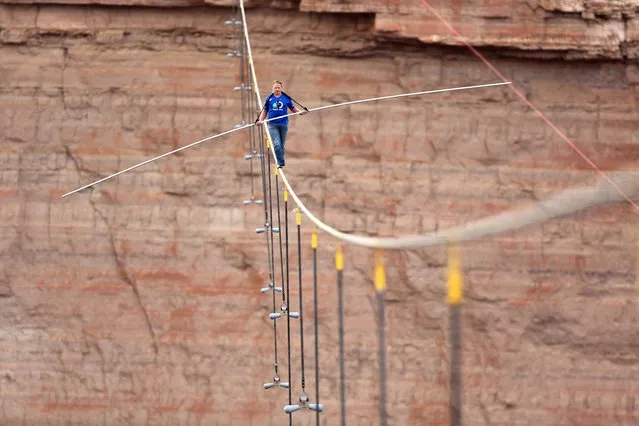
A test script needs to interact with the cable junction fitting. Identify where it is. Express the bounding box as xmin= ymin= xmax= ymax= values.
xmin=224 ymin=19 xmax=242 ymax=25
xmin=263 ymin=374 xmax=289 ymax=390
xmin=260 ymin=281 xmax=283 ymax=294
xmin=226 ymin=51 xmax=241 ymax=57
xmin=233 ymin=84 xmax=252 ymax=91
xmin=243 ymin=196 xmax=263 ymax=206
xmin=269 ymin=303 xmax=299 ymax=320
xmin=284 ymin=392 xmax=324 ymax=414
xmin=244 ymin=151 xmax=263 ymax=160
xmin=256 ymin=223 xmax=280 ymax=234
